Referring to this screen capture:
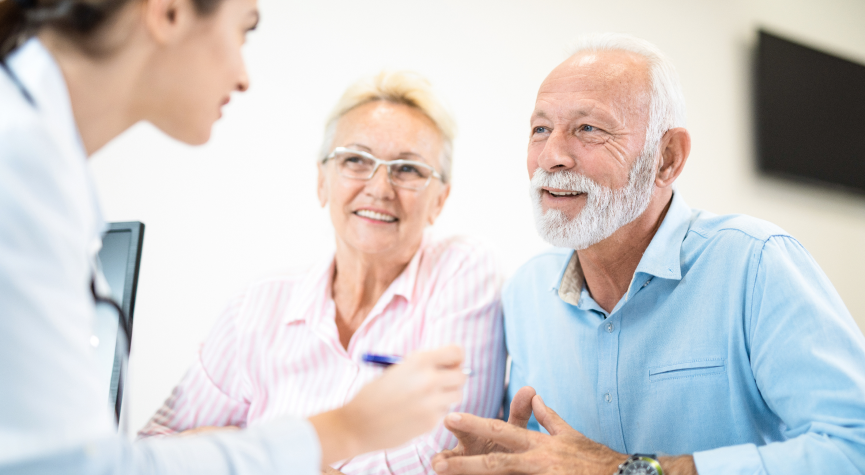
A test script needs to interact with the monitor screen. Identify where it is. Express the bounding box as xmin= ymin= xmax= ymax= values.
xmin=94 ymin=222 xmax=144 ymax=422
xmin=756 ymin=30 xmax=865 ymax=193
